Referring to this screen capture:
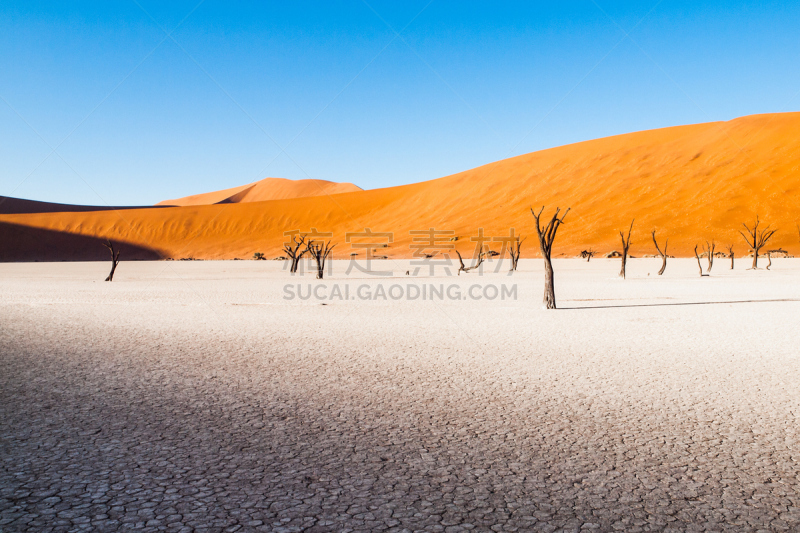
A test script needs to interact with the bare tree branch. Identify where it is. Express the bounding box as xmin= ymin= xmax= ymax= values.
xmin=306 ymin=239 xmax=335 ymax=279
xmin=694 ymin=245 xmax=708 ymax=277
xmin=531 ymin=206 xmax=570 ymax=309
xmin=703 ymin=240 xmax=716 ymax=273
xmin=651 ymin=230 xmax=667 ymax=276
xmin=283 ymin=233 xmax=308 ymax=274
xmin=102 ymin=240 xmax=120 ymax=282
xmin=739 ymin=216 xmax=777 ymax=269
xmin=455 ymin=247 xmax=487 ymax=275
xmin=508 ymin=236 xmax=525 ymax=271
xmin=619 ymin=219 xmax=634 ymax=279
